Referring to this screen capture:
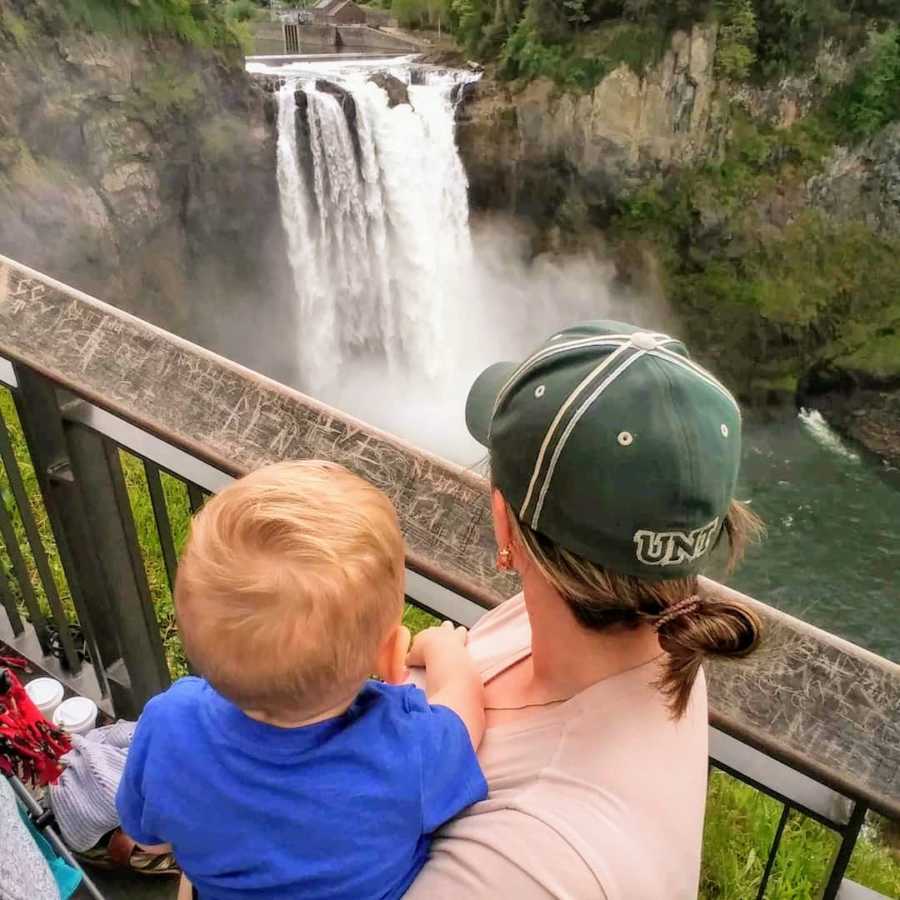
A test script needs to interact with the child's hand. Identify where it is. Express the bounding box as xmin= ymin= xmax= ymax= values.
xmin=407 ymin=620 xmax=485 ymax=749
xmin=406 ymin=620 xmax=468 ymax=668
